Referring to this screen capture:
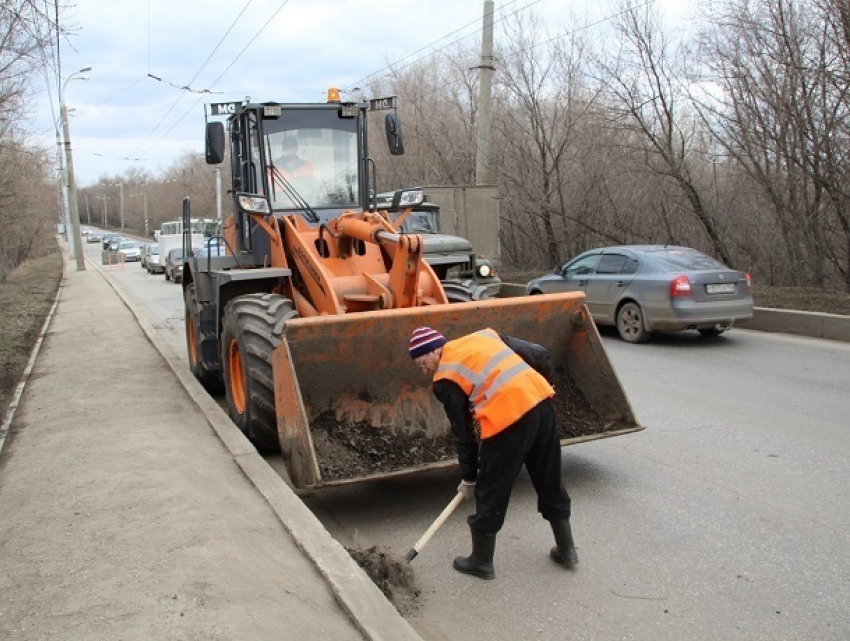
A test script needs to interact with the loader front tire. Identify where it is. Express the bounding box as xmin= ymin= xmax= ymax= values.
xmin=221 ymin=294 xmax=298 ymax=452
xmin=185 ymin=284 xmax=223 ymax=394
